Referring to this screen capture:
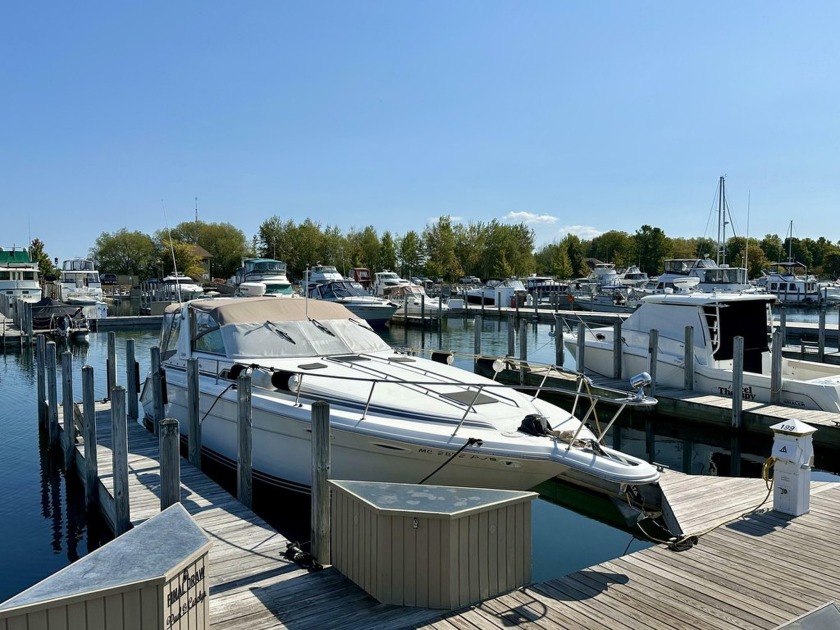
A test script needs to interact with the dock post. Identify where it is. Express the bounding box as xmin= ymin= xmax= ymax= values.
xmin=779 ymin=307 xmax=787 ymax=347
xmin=732 ymin=336 xmax=744 ymax=429
xmin=612 ymin=320 xmax=622 ymax=379
xmin=111 ymin=386 xmax=131 ymax=535
xmin=507 ymin=314 xmax=515 ymax=357
xmin=37 ymin=334 xmax=47 ymax=428
xmin=187 ymin=358 xmax=201 ymax=468
xmin=106 ymin=331 xmax=117 ymax=398
xmin=61 ymin=351 xmax=75 ymax=468
xmin=159 ymin=418 xmax=181 ymax=510
xmin=311 ymin=400 xmax=331 ymax=566
xmin=473 ymin=315 xmax=482 ymax=370
xmin=519 ymin=318 xmax=528 ymax=385
xmin=151 ymin=346 xmax=163 ymax=436
xmin=125 ymin=339 xmax=138 ymax=421
xmin=24 ymin=301 xmax=34 ymax=345
xmin=554 ymin=314 xmax=564 ymax=366
xmin=47 ymin=341 xmax=59 ymax=449
xmin=771 ymin=330 xmax=783 ymax=404
xmin=684 ymin=326 xmax=695 ymax=391
xmin=237 ymin=372 xmax=253 ymax=509
xmin=82 ymin=365 xmax=98 ymax=510
xmin=818 ymin=308 xmax=826 ymax=362
xmin=648 ymin=329 xmax=659 ymax=397
xmin=403 ymin=296 xmax=409 ymax=346
xmin=576 ymin=322 xmax=586 ymax=374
